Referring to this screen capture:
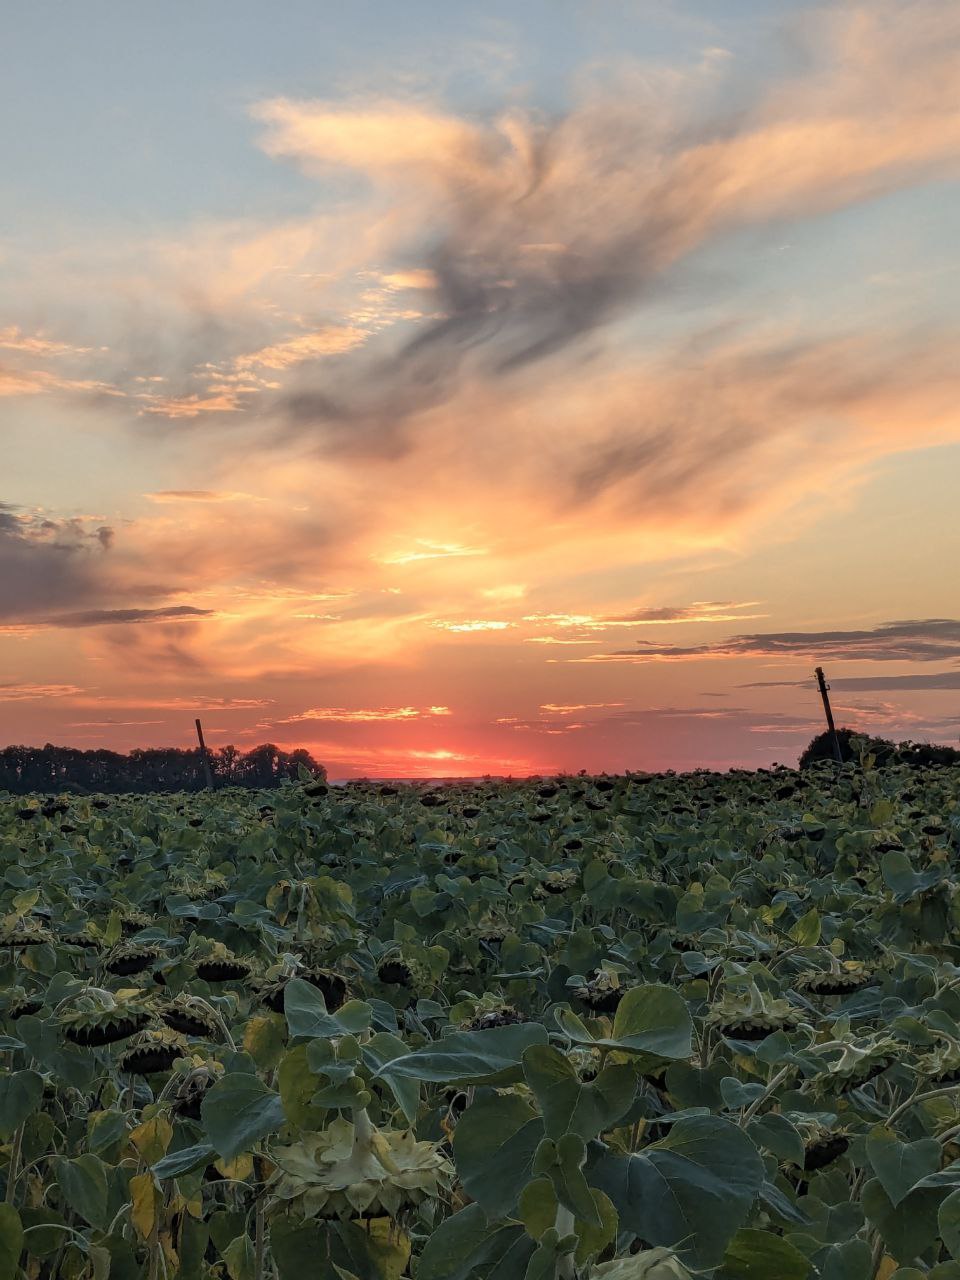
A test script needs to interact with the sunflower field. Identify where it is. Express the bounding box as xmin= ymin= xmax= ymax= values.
xmin=2 ymin=759 xmax=960 ymax=1280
